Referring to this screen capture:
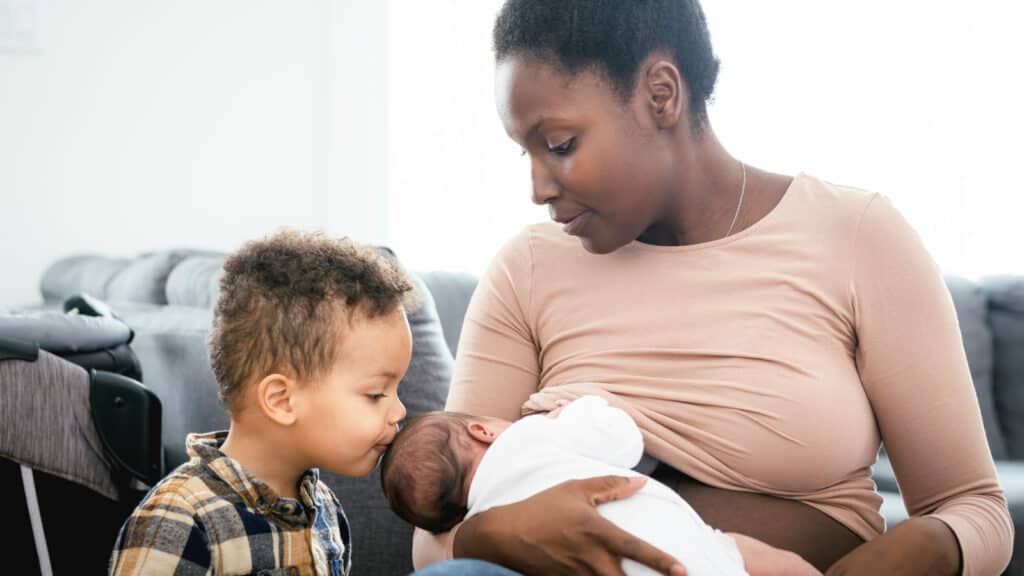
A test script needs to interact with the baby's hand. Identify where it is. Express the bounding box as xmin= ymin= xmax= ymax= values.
xmin=545 ymin=399 xmax=570 ymax=419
